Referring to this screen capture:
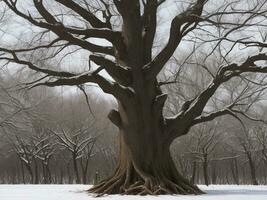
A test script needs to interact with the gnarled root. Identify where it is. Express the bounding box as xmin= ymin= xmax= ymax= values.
xmin=88 ymin=163 xmax=204 ymax=196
